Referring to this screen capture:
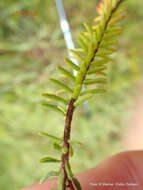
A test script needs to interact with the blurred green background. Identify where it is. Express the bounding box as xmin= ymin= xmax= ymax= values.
xmin=0 ymin=0 xmax=143 ymax=189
